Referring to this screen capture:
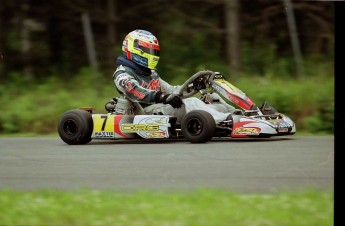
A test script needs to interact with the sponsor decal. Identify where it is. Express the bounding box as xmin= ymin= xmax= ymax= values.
xmin=213 ymin=81 xmax=254 ymax=110
xmin=233 ymin=127 xmax=261 ymax=135
xmin=94 ymin=131 xmax=114 ymax=138
xmin=138 ymin=40 xmax=160 ymax=50
xmin=122 ymin=116 xmax=171 ymax=139
xmin=124 ymin=80 xmax=134 ymax=91
xmin=124 ymin=81 xmax=145 ymax=99
xmin=213 ymin=83 xmax=241 ymax=105
xmin=116 ymin=74 xmax=130 ymax=87
xmin=130 ymin=89 xmax=145 ymax=99
xmin=150 ymin=117 xmax=169 ymax=124
xmin=147 ymin=131 xmax=167 ymax=138
xmin=227 ymin=93 xmax=240 ymax=105
xmin=136 ymin=33 xmax=152 ymax=40
xmin=276 ymin=121 xmax=289 ymax=127
xmin=121 ymin=124 xmax=159 ymax=133
xmin=146 ymin=79 xmax=160 ymax=91
xmin=141 ymin=79 xmax=160 ymax=91
xmin=269 ymin=120 xmax=290 ymax=129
